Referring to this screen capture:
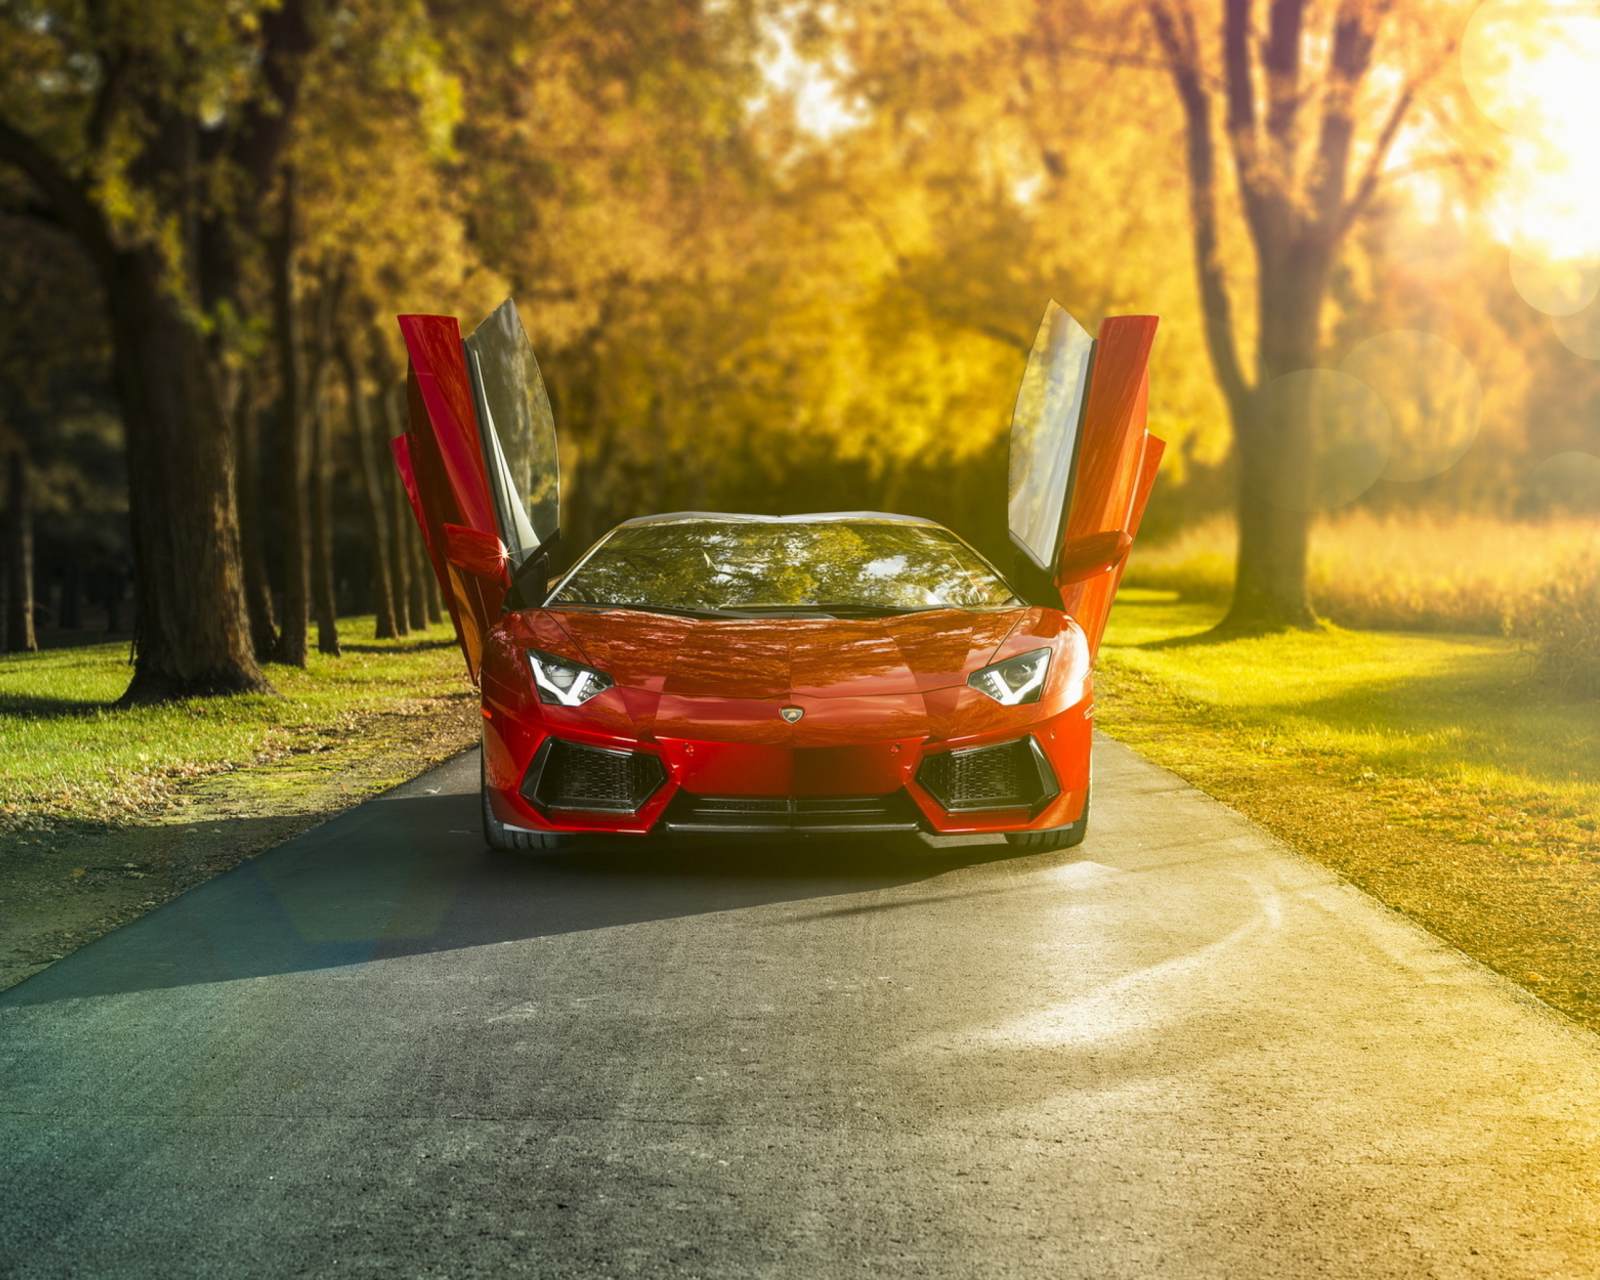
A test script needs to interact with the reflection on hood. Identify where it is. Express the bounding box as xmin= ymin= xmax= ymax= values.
xmin=551 ymin=608 xmax=1025 ymax=697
